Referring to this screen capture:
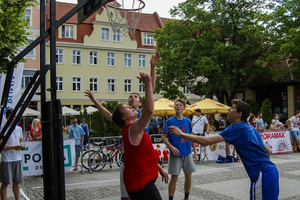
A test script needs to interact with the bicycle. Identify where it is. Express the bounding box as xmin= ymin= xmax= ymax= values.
xmin=105 ymin=139 xmax=123 ymax=168
xmin=81 ymin=141 xmax=107 ymax=171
